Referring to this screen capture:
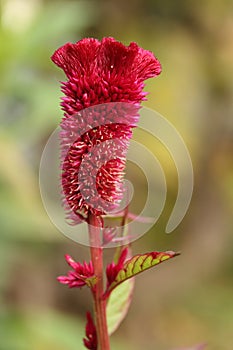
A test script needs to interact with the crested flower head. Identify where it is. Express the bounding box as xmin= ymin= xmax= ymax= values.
xmin=51 ymin=37 xmax=161 ymax=222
